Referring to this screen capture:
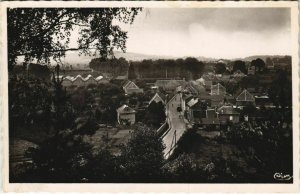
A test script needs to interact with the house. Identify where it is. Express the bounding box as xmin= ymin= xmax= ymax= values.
xmin=116 ymin=105 xmax=136 ymax=125
xmin=185 ymin=98 xmax=207 ymax=123
xmin=211 ymin=83 xmax=226 ymax=96
xmin=217 ymin=105 xmax=240 ymax=124
xmin=201 ymin=109 xmax=220 ymax=128
xmin=236 ymin=89 xmax=255 ymax=106
xmin=149 ymin=92 xmax=166 ymax=105
xmin=122 ymin=80 xmax=144 ymax=95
